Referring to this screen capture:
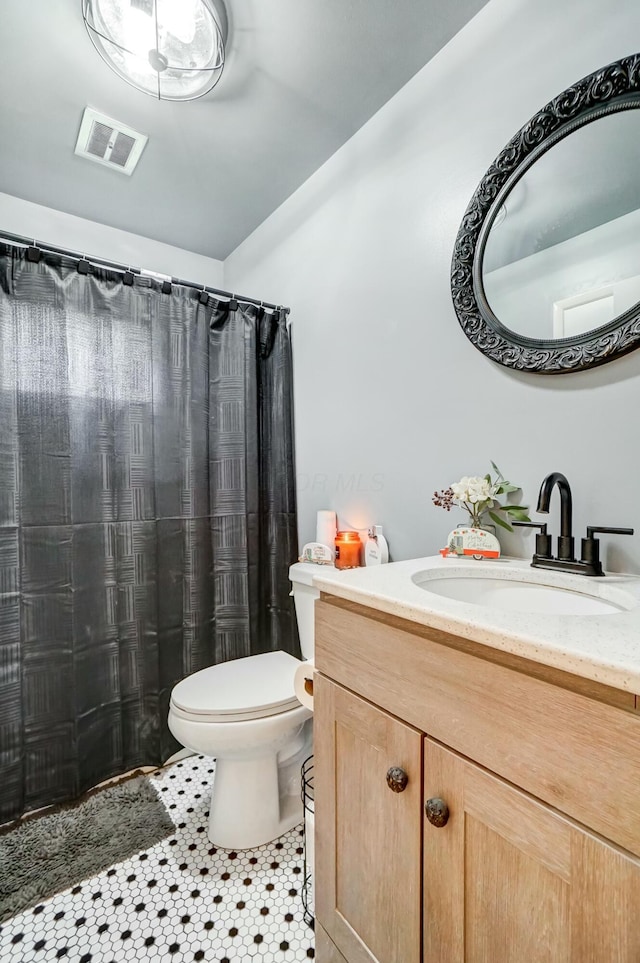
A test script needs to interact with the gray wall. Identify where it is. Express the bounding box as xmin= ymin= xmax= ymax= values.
xmin=225 ymin=0 xmax=640 ymax=575
xmin=0 ymin=192 xmax=224 ymax=288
